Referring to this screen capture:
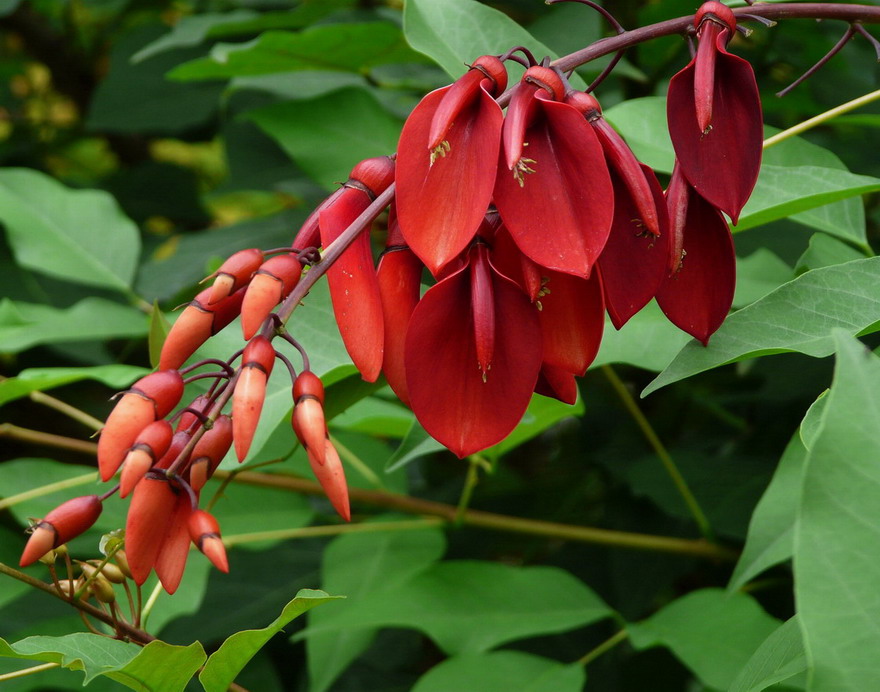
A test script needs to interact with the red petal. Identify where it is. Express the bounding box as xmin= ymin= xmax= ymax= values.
xmin=596 ymin=165 xmax=670 ymax=329
xmin=125 ymin=476 xmax=177 ymax=585
xmin=534 ymin=364 xmax=579 ymax=405
xmin=655 ymin=188 xmax=735 ymax=344
xmin=320 ymin=189 xmax=384 ymax=382
xmin=98 ymin=394 xmax=156 ymax=482
xmin=308 ymin=439 xmax=350 ymax=522
xmin=396 ymin=86 xmax=503 ymax=276
xmin=494 ymin=97 xmax=613 ymax=278
xmin=538 ymin=270 xmax=604 ymax=375
xmin=154 ymin=491 xmax=193 ymax=594
xmin=667 ymin=50 xmax=762 ymax=223
xmin=292 ymin=397 xmax=327 ymax=465
xmin=405 ymin=261 xmax=542 ymax=457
